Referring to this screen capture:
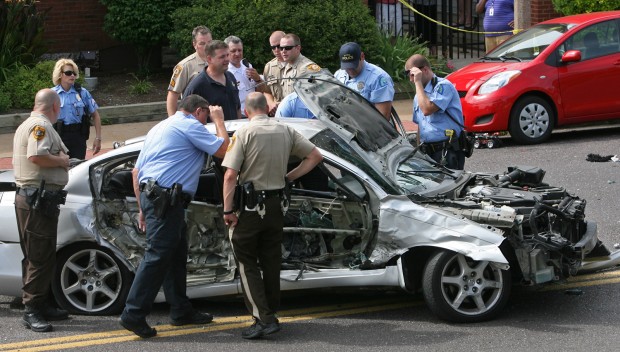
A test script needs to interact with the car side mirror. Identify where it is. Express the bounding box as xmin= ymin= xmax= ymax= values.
xmin=561 ymin=50 xmax=582 ymax=63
